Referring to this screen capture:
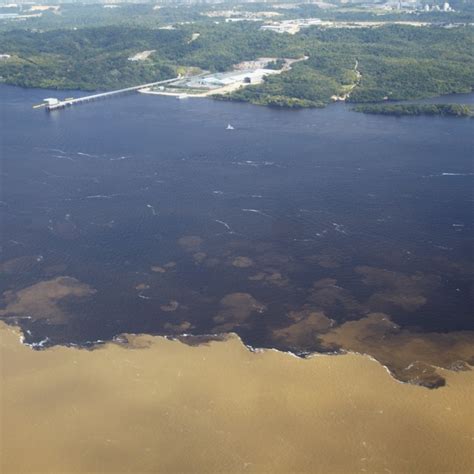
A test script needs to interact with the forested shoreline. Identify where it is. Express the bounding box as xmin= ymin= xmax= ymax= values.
xmin=353 ymin=103 xmax=473 ymax=116
xmin=0 ymin=18 xmax=472 ymax=108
